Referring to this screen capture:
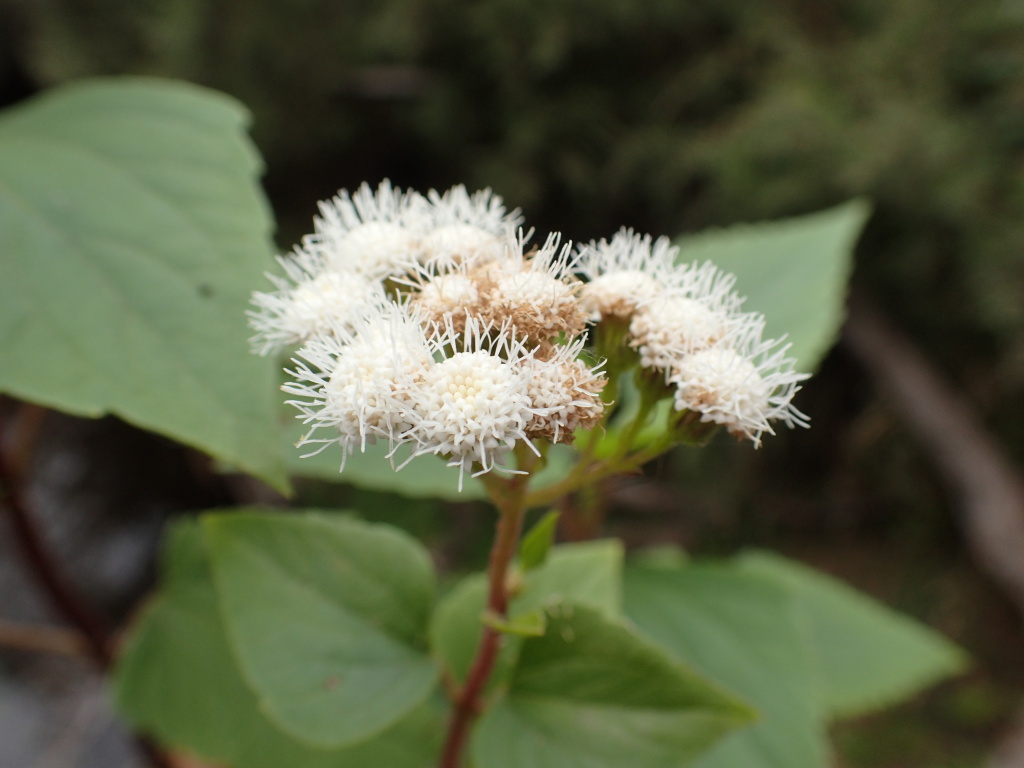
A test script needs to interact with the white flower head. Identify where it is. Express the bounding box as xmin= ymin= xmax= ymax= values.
xmin=576 ymin=228 xmax=683 ymax=320
xmin=420 ymin=185 xmax=524 ymax=270
xmin=248 ymin=246 xmax=384 ymax=355
xmin=406 ymin=317 xmax=542 ymax=490
xmin=629 ymin=261 xmax=746 ymax=370
xmin=408 ymin=268 xmax=481 ymax=334
xmin=472 ymin=232 xmax=586 ymax=345
xmin=308 ymin=180 xmax=429 ymax=279
xmin=283 ymin=300 xmax=433 ymax=466
xmin=668 ymin=320 xmax=810 ymax=446
xmin=523 ymin=337 xmax=606 ymax=443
